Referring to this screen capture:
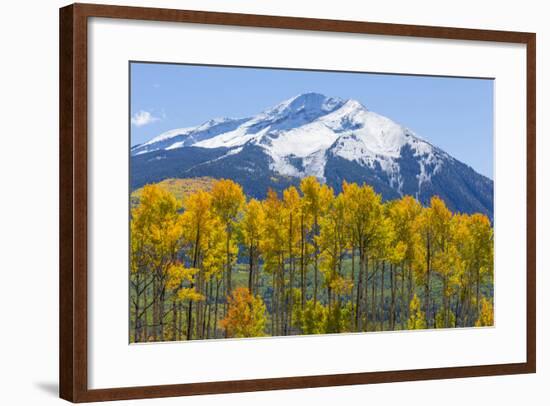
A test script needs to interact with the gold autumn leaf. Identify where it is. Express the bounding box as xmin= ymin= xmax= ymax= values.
xmin=177 ymin=287 xmax=204 ymax=302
